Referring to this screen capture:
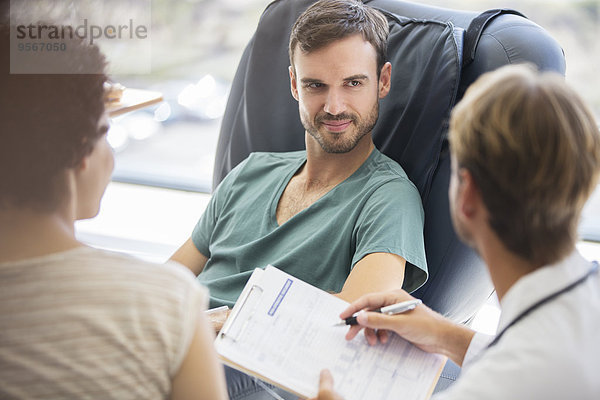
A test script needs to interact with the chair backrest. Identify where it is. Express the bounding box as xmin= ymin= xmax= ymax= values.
xmin=213 ymin=0 xmax=565 ymax=322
